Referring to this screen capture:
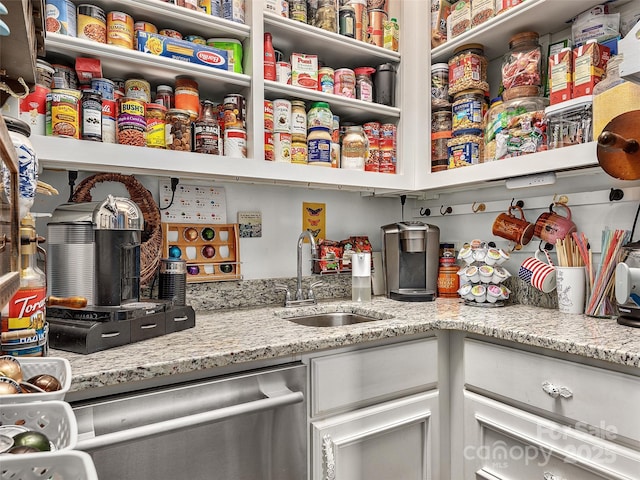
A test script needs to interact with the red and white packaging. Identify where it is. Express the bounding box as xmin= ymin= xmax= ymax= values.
xmin=549 ymin=48 xmax=573 ymax=105
xmin=20 ymin=85 xmax=50 ymax=136
xmin=291 ymin=53 xmax=318 ymax=90
xmin=572 ymin=40 xmax=611 ymax=97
